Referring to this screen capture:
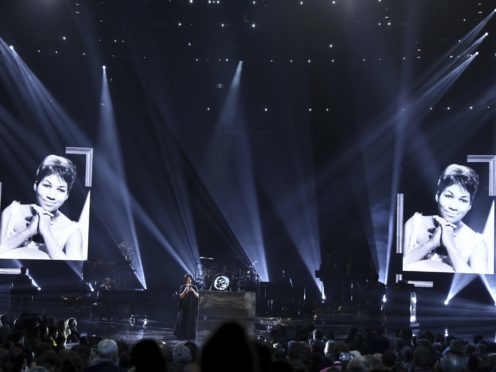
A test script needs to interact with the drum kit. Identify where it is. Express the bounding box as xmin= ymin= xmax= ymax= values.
xmin=195 ymin=256 xmax=261 ymax=291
